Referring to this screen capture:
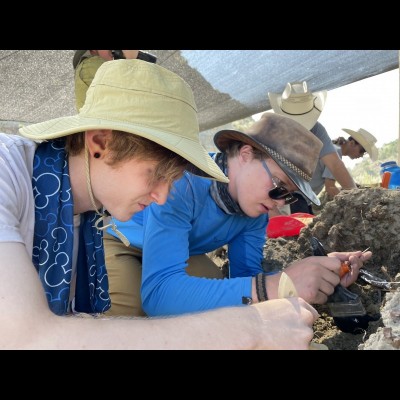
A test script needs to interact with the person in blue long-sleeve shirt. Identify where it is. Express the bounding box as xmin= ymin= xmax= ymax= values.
xmin=105 ymin=113 xmax=372 ymax=317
